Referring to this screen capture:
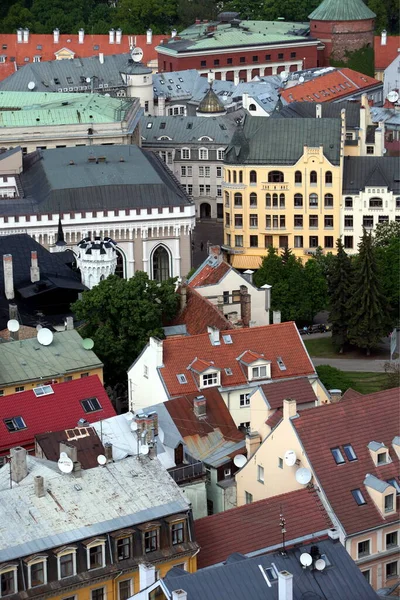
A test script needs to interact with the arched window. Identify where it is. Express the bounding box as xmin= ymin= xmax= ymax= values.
xmin=369 ymin=197 xmax=383 ymax=208
xmin=224 ymin=191 xmax=230 ymax=207
xmin=325 ymin=171 xmax=332 ymax=184
xmin=239 ymin=170 xmax=243 ymax=183
xmin=152 ymin=246 xmax=170 ymax=282
xmin=279 ymin=193 xmax=285 ymax=208
xmin=272 ymin=193 xmax=278 ymax=207
xmin=249 ymin=103 xmax=257 ymax=111
xmin=324 ymin=193 xmax=333 ymax=208
xmin=294 ymin=193 xmax=303 ymax=207
xmin=233 ymin=171 xmax=237 ymax=183
xmin=249 ymin=170 xmax=257 ymax=184
xmin=227 ymin=170 xmax=231 ymax=183
xmin=234 ymin=193 xmax=243 ymax=207
xmin=250 ymin=192 xmax=257 ymax=207
xmin=268 ymin=171 xmax=284 ymax=183
xmin=265 ymin=193 xmax=271 ymax=207
xmin=309 ymin=193 xmax=318 ymax=207
xmin=310 ymin=171 xmax=317 ymax=184
xmin=295 ymin=171 xmax=302 ymax=183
